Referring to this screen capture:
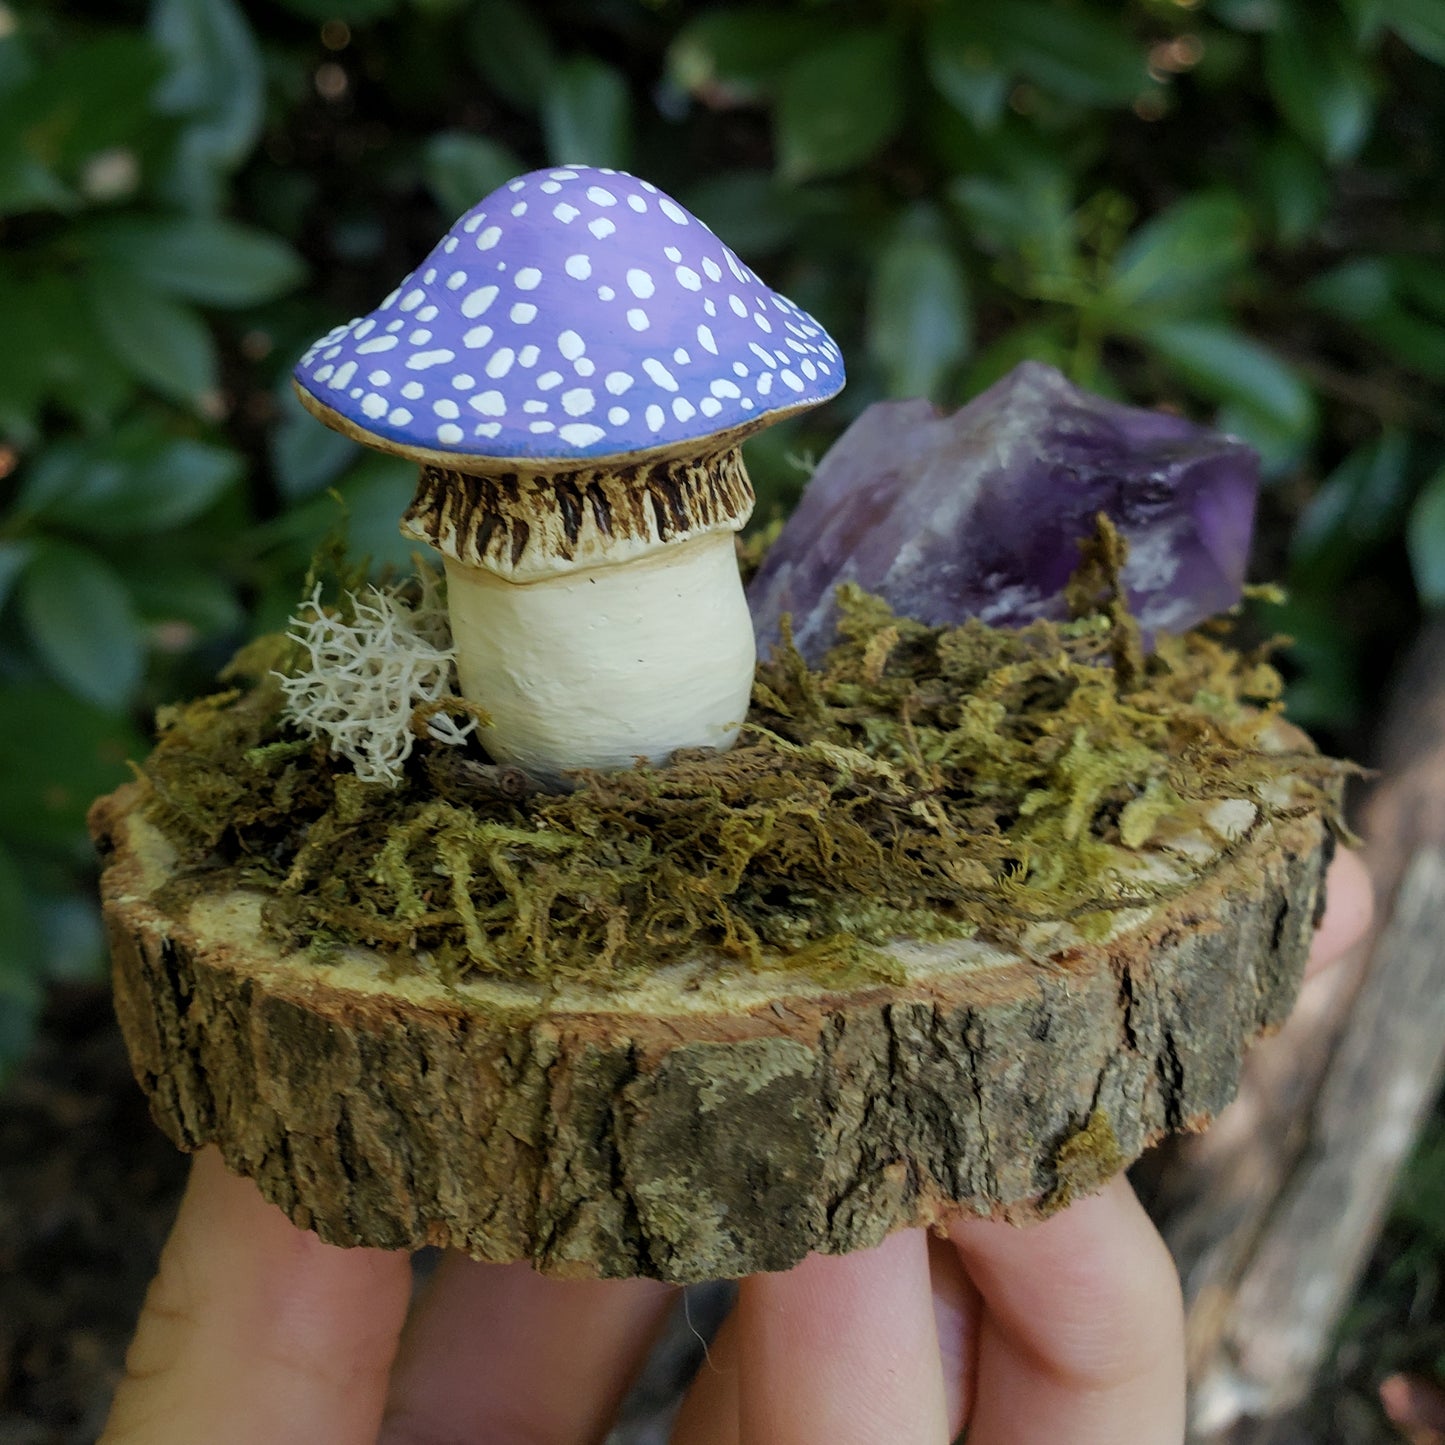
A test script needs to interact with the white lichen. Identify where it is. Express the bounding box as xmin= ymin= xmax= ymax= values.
xmin=277 ymin=570 xmax=475 ymax=786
